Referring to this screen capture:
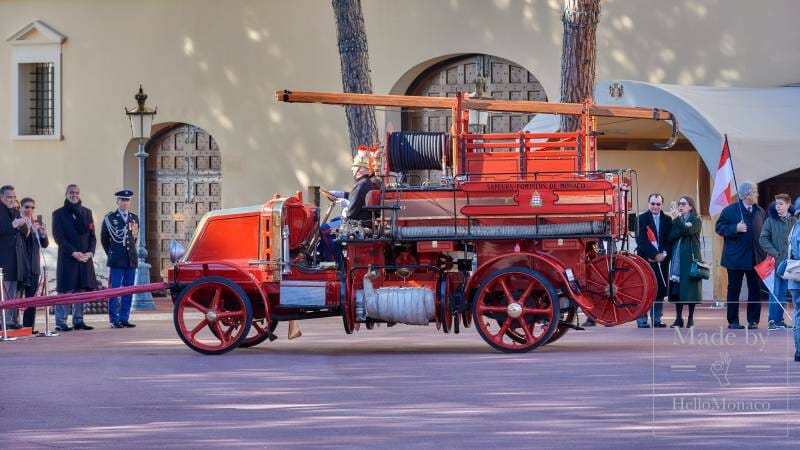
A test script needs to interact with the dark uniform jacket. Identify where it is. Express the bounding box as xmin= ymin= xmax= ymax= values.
xmin=636 ymin=210 xmax=673 ymax=298
xmin=0 ymin=202 xmax=22 ymax=282
xmin=101 ymin=210 xmax=139 ymax=268
xmin=52 ymin=201 xmax=97 ymax=292
xmin=716 ymin=200 xmax=767 ymax=270
xmin=346 ymin=175 xmax=380 ymax=222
